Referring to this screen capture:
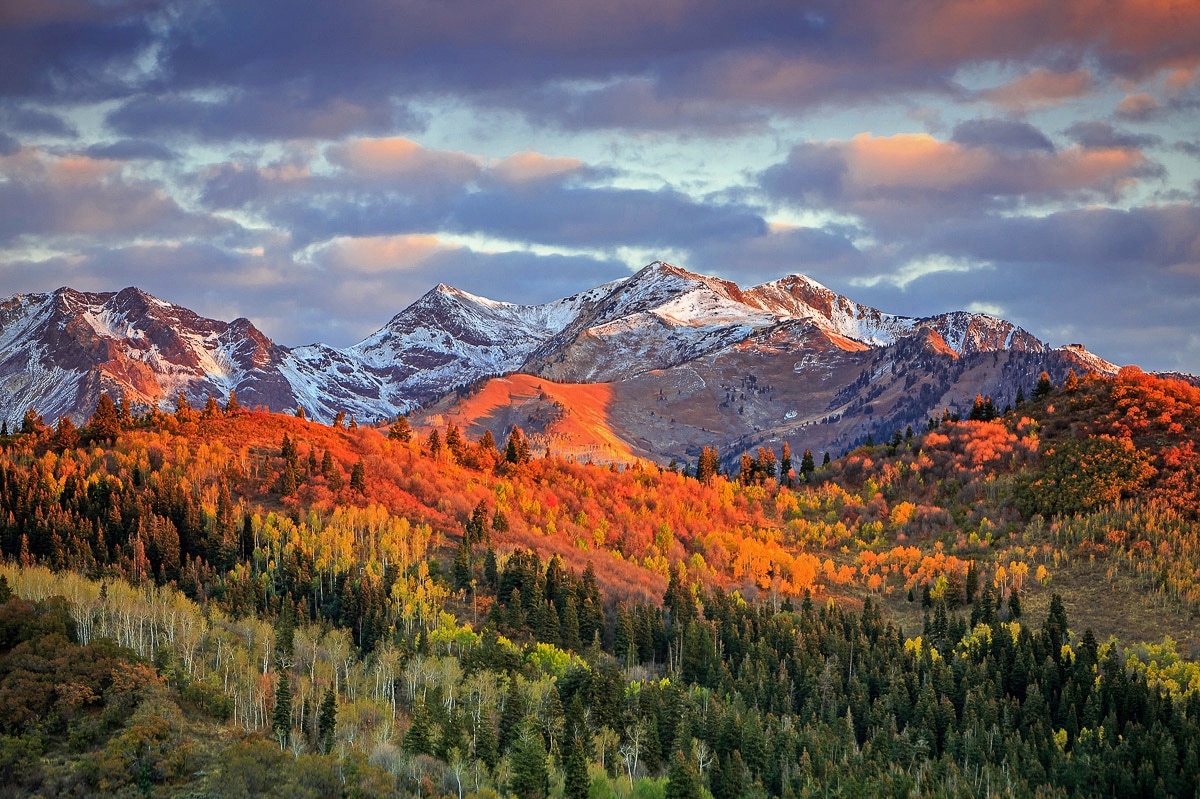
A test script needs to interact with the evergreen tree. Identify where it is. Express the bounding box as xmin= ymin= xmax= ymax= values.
xmin=665 ymin=749 xmax=702 ymax=799
xmin=295 ymin=405 xmax=306 ymax=420
xmin=427 ymin=428 xmax=443 ymax=458
xmin=225 ymin=389 xmax=241 ymax=414
xmin=318 ymin=686 xmax=337 ymax=754
xmin=822 ymin=451 xmax=831 ymax=467
xmin=0 ymin=574 xmax=11 ymax=603
xmin=202 ymin=394 xmax=222 ymax=420
xmin=272 ymin=672 xmax=292 ymax=748
xmin=350 ymin=459 xmax=367 ymax=493
xmin=564 ymin=735 xmax=590 ymax=799
xmin=1064 ymin=368 xmax=1079 ymax=392
xmin=696 ymin=446 xmax=720 ymax=484
xmin=333 ymin=411 xmax=346 ymax=429
xmin=1033 ymin=371 xmax=1054 ymax=399
xmin=388 ymin=416 xmax=412 ymax=442
xmin=1015 ymin=385 xmax=1025 ymax=407
xmin=799 ymin=449 xmax=815 ymax=481
xmin=478 ymin=428 xmax=496 ymax=454
xmin=453 ymin=539 xmax=472 ymax=590
xmin=508 ymin=722 xmax=549 ymax=799
xmin=88 ymin=394 xmax=122 ymax=442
